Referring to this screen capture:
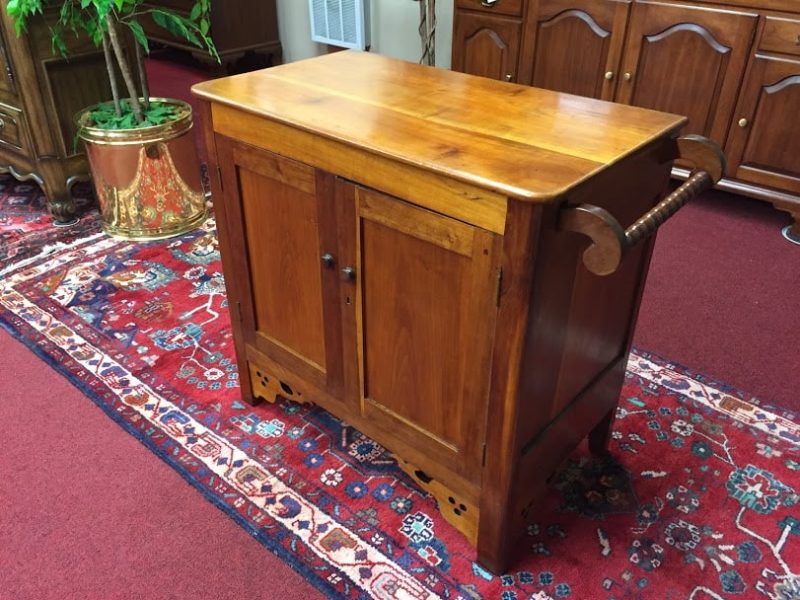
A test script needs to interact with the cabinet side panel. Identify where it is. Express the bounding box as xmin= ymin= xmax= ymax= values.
xmin=515 ymin=139 xmax=674 ymax=447
xmin=238 ymin=167 xmax=327 ymax=370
